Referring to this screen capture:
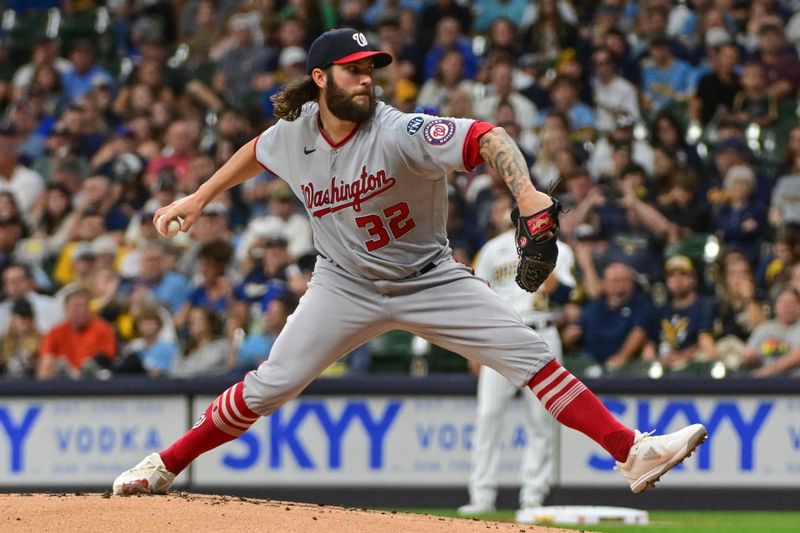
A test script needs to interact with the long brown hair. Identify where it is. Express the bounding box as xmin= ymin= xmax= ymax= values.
xmin=270 ymin=74 xmax=320 ymax=121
